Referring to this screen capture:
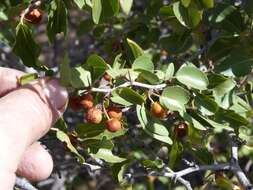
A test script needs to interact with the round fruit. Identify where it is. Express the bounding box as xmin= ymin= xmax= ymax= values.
xmin=24 ymin=9 xmax=43 ymax=24
xmin=175 ymin=122 xmax=188 ymax=139
xmin=85 ymin=108 xmax=102 ymax=124
xmin=107 ymin=106 xmax=122 ymax=119
xmin=69 ymin=96 xmax=82 ymax=112
xmin=150 ymin=102 xmax=167 ymax=119
xmin=103 ymin=73 xmax=112 ymax=81
xmin=106 ymin=118 xmax=122 ymax=132
xmin=80 ymin=94 xmax=93 ymax=109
